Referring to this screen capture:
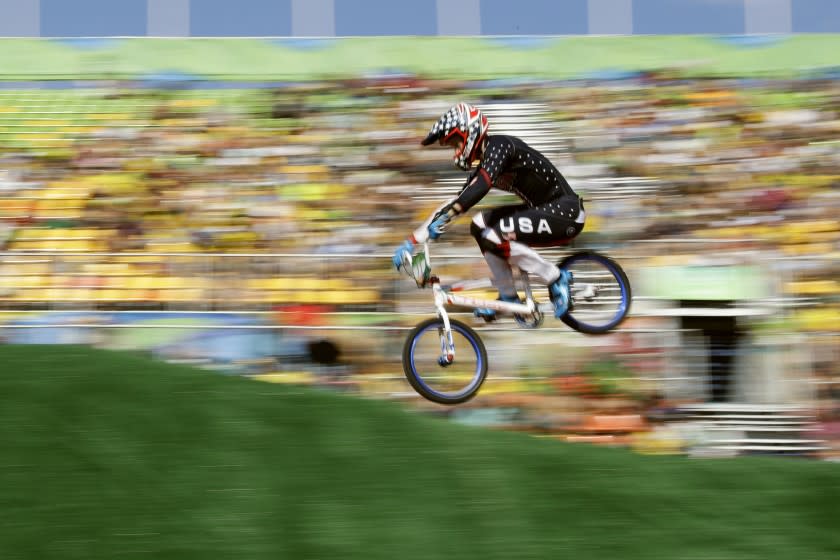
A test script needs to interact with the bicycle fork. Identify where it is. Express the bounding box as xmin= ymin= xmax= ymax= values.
xmin=433 ymin=283 xmax=456 ymax=366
